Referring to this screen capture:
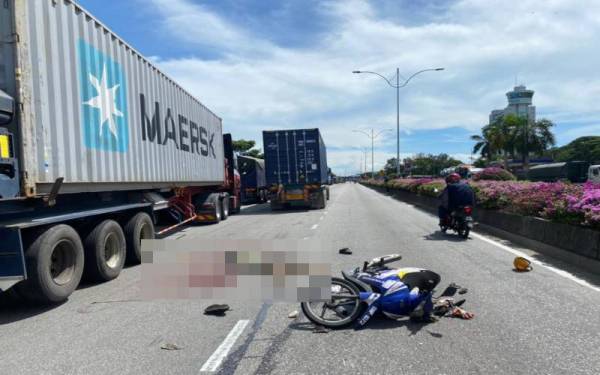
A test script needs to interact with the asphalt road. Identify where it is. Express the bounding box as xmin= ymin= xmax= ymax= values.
xmin=1 ymin=183 xmax=600 ymax=375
